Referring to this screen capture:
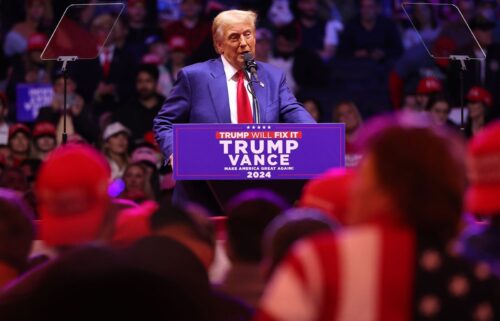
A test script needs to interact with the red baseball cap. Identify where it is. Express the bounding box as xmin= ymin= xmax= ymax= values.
xmin=466 ymin=86 xmax=493 ymax=108
xmin=298 ymin=168 xmax=356 ymax=224
xmin=33 ymin=121 xmax=56 ymax=138
xmin=416 ymin=77 xmax=443 ymax=95
xmin=9 ymin=123 xmax=31 ymax=139
xmin=111 ymin=200 xmax=158 ymax=247
xmin=466 ymin=120 xmax=500 ymax=215
xmin=168 ymin=36 xmax=188 ymax=53
xmin=141 ymin=53 xmax=161 ymax=65
xmin=36 ymin=144 xmax=111 ymax=246
xmin=143 ymin=131 xmax=159 ymax=149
